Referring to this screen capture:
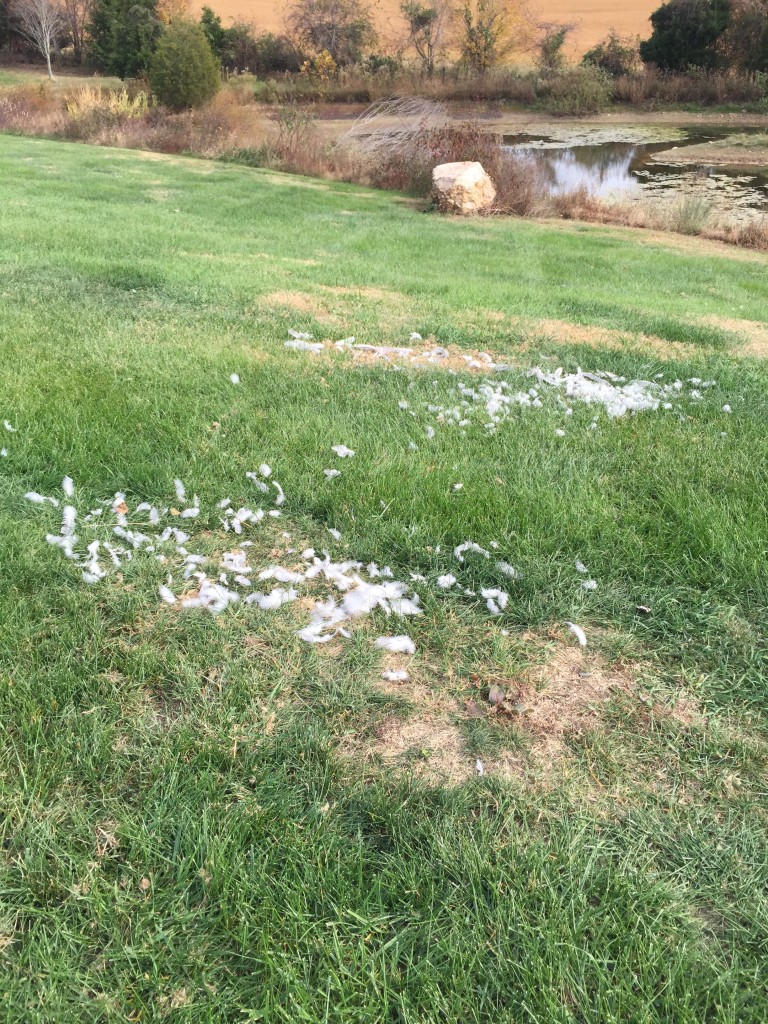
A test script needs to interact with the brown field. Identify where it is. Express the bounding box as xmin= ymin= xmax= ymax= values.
xmin=195 ymin=0 xmax=658 ymax=57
